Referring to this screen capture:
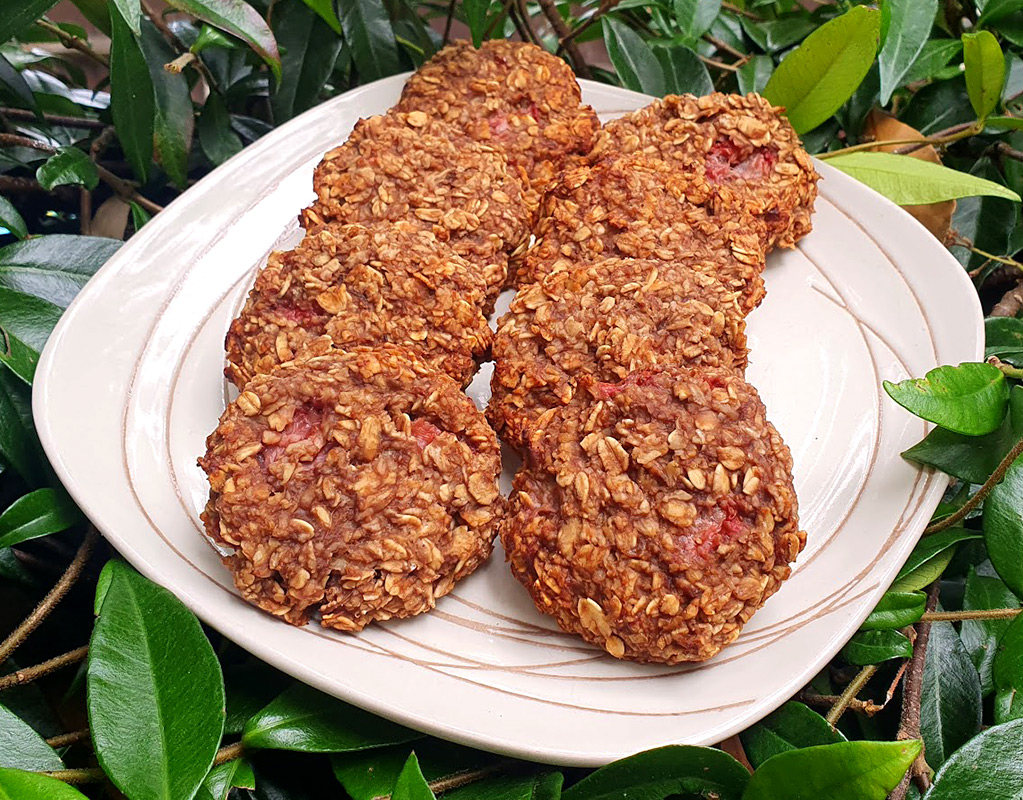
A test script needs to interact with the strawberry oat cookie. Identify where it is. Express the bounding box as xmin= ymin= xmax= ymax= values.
xmin=224 ymin=222 xmax=491 ymax=388
xmin=502 ymin=366 xmax=804 ymax=663
xmin=522 ymin=153 xmax=767 ymax=312
xmin=200 ymin=345 xmax=504 ymax=632
xmin=593 ymin=93 xmax=818 ymax=250
xmin=396 ymin=40 xmax=599 ymax=199
xmin=488 ymin=257 xmax=749 ymax=449
xmin=301 ymin=110 xmax=530 ymax=306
